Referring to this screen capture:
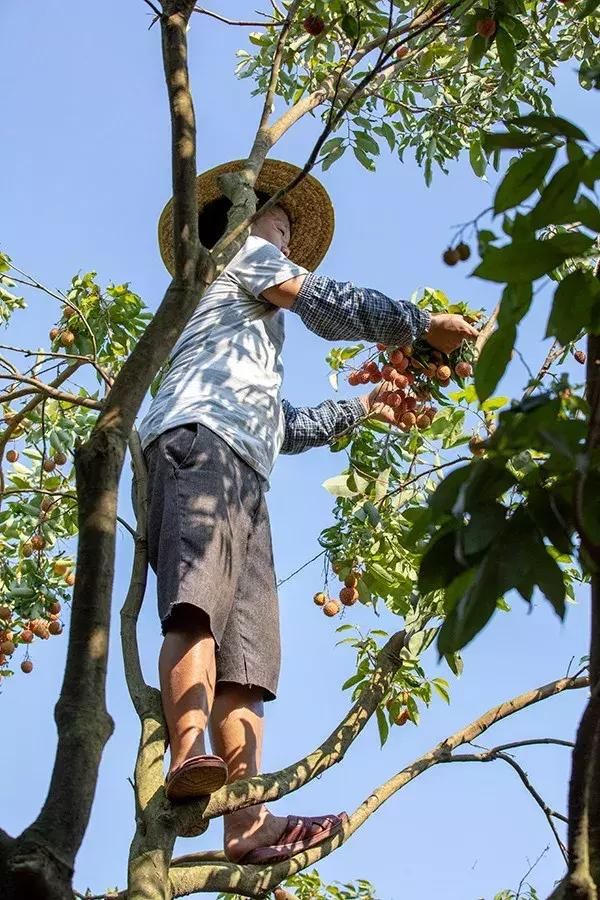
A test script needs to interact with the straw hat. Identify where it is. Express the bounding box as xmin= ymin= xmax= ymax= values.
xmin=158 ymin=159 xmax=335 ymax=274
